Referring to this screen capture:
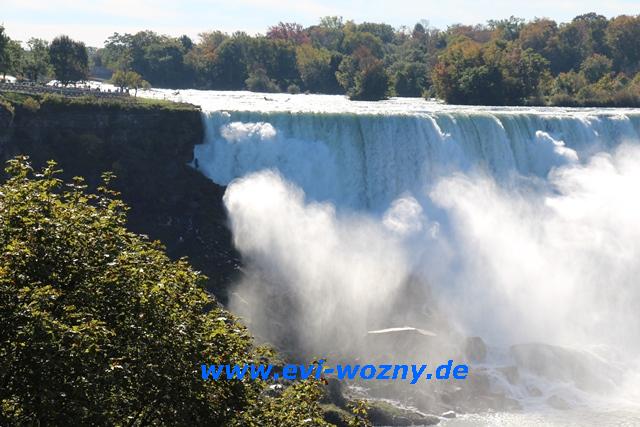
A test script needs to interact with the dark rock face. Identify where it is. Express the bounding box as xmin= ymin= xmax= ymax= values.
xmin=0 ymin=100 xmax=239 ymax=300
xmin=321 ymin=378 xmax=348 ymax=408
